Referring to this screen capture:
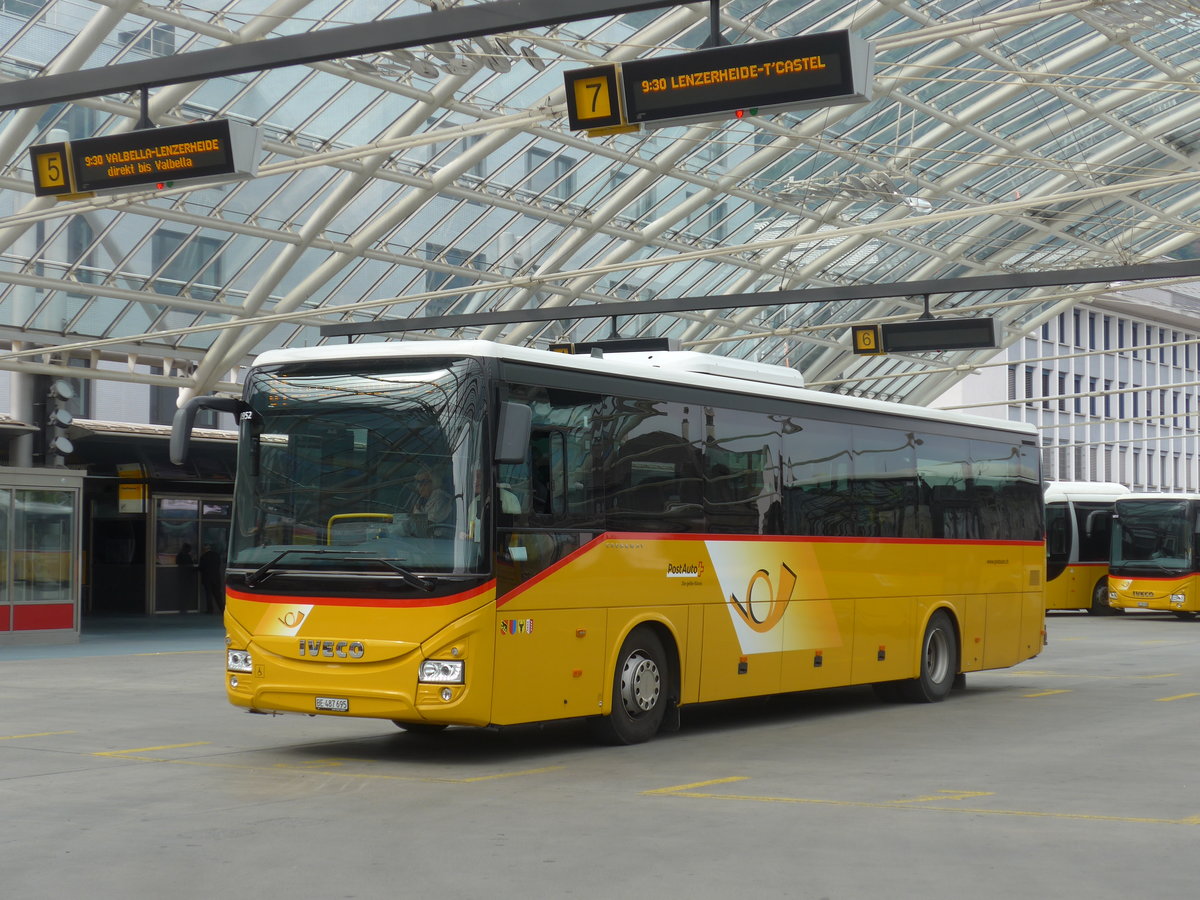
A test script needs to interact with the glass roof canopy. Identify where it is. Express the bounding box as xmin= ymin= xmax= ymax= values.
xmin=3 ymin=0 xmax=1200 ymax=408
